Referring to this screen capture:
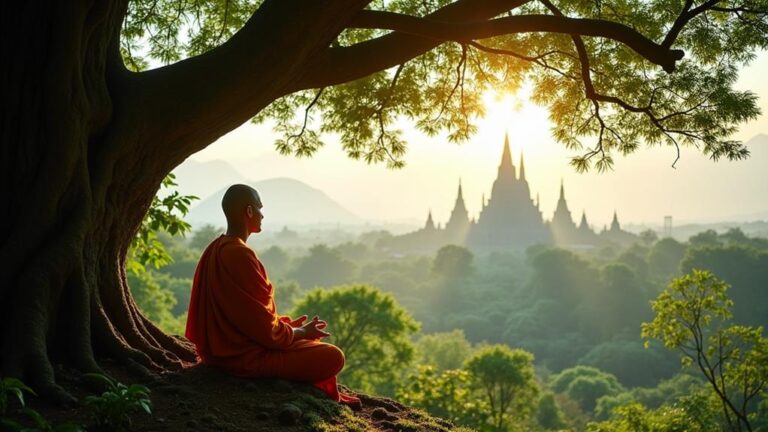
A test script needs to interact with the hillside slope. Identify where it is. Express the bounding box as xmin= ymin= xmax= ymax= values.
xmin=15 ymin=361 xmax=470 ymax=432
